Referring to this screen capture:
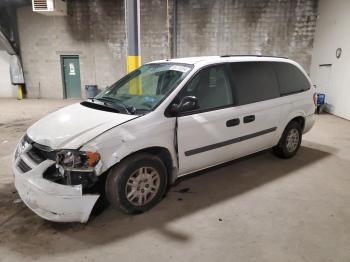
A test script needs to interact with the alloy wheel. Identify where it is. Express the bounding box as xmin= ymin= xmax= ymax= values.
xmin=286 ymin=128 xmax=300 ymax=153
xmin=125 ymin=167 xmax=160 ymax=207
